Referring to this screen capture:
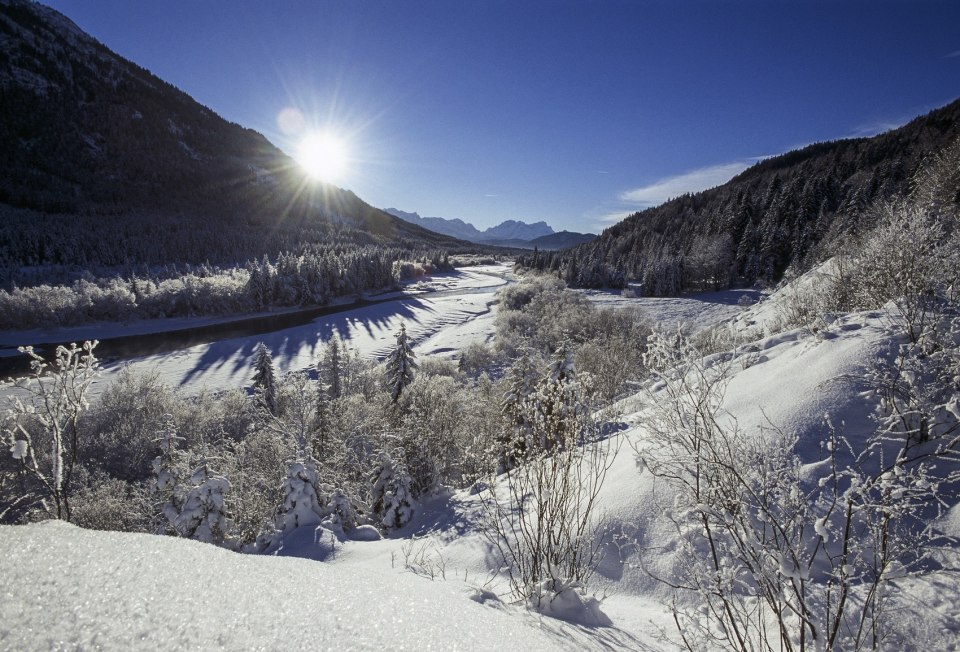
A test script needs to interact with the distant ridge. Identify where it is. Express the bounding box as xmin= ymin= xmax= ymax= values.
xmin=384 ymin=208 xmax=594 ymax=250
